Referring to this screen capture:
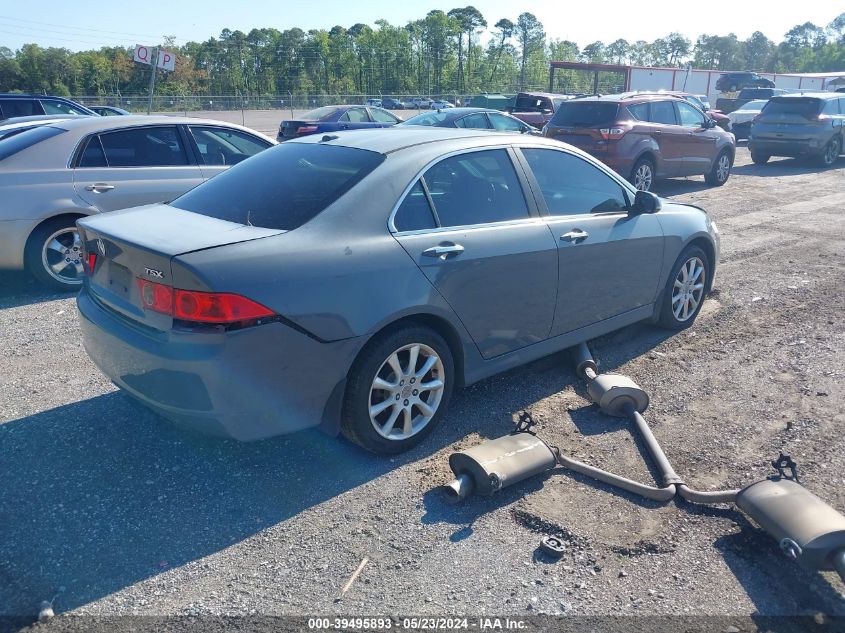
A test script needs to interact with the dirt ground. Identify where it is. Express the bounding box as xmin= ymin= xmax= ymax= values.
xmin=0 ymin=142 xmax=844 ymax=631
